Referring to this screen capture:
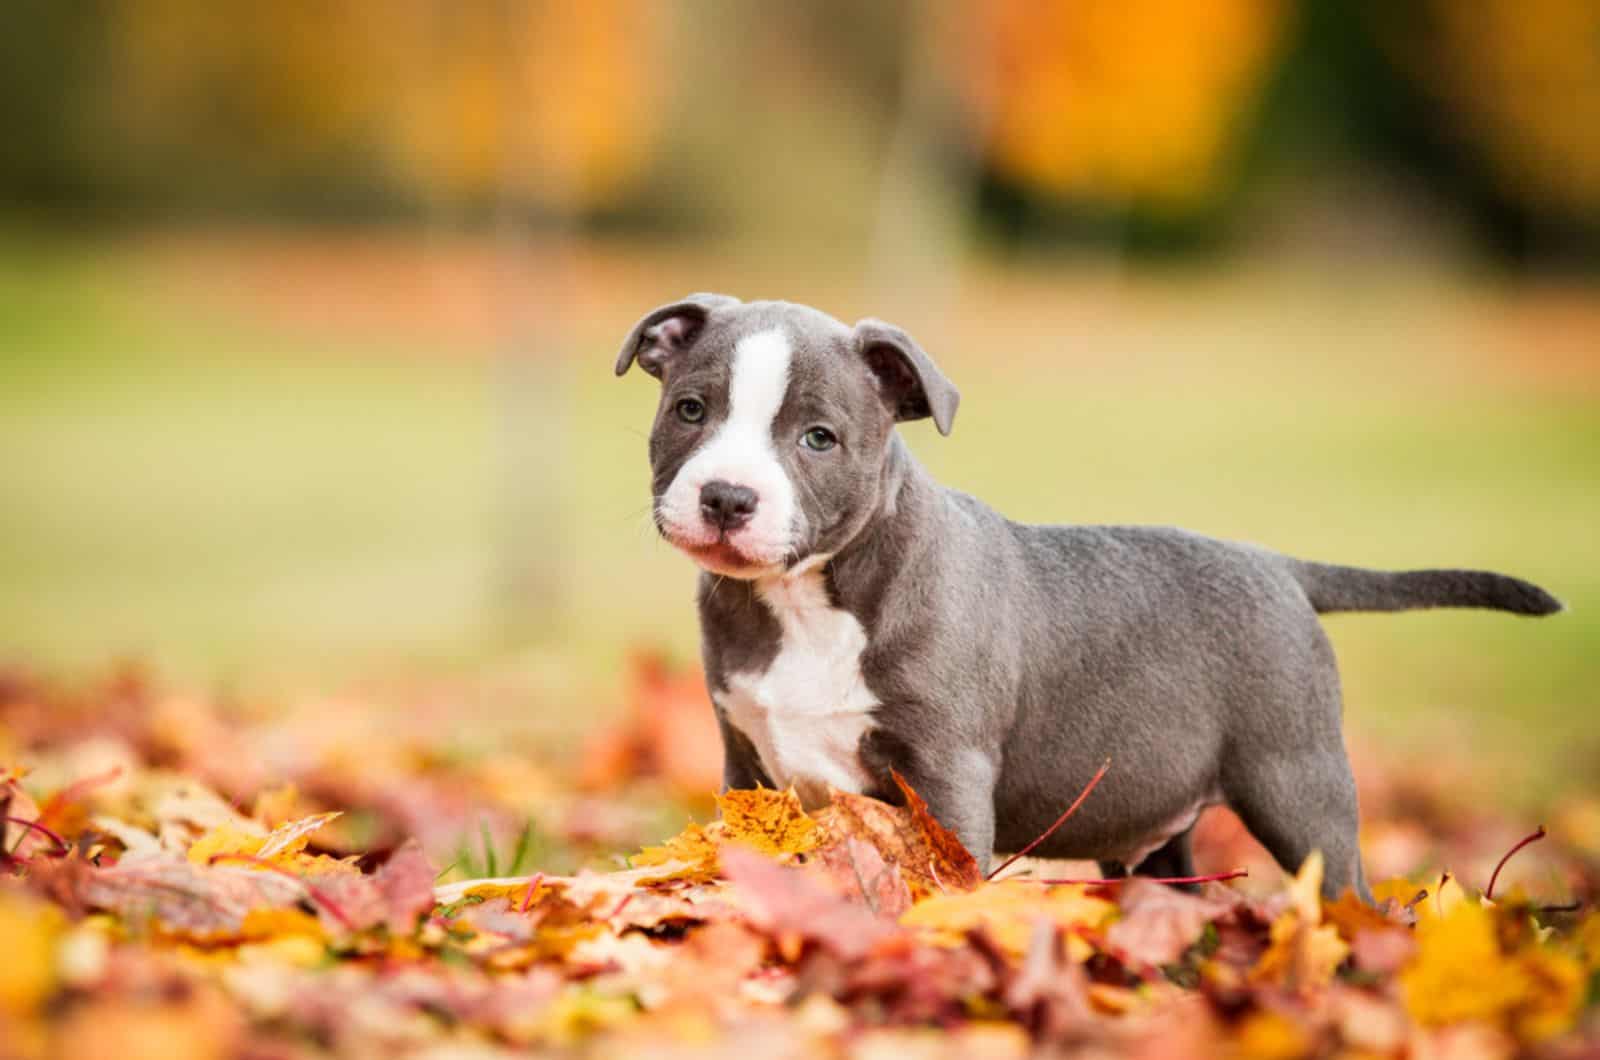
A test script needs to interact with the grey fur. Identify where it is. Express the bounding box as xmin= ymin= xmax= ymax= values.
xmin=617 ymin=294 xmax=1563 ymax=901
